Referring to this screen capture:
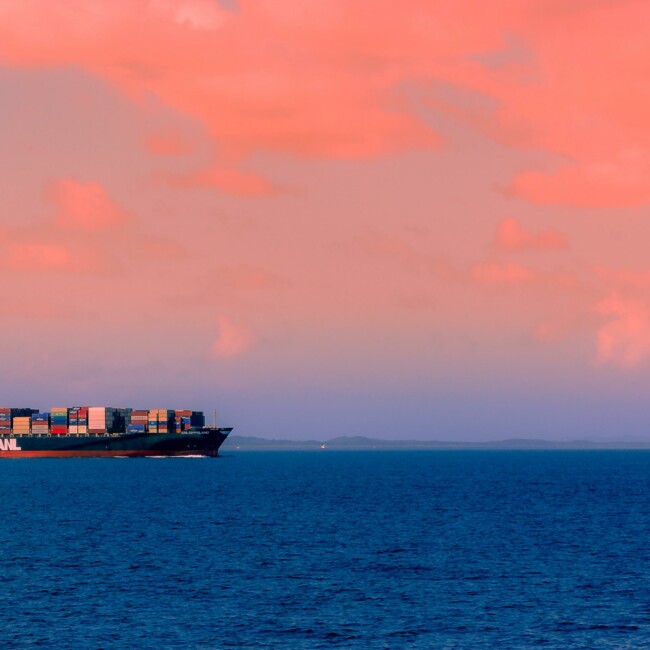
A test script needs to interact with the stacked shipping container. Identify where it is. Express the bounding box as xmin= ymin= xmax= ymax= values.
xmin=1 ymin=408 xmax=39 ymax=435
xmin=68 ymin=407 xmax=79 ymax=434
xmin=175 ymin=410 xmax=190 ymax=432
xmin=0 ymin=407 xmax=206 ymax=435
xmin=129 ymin=410 xmax=148 ymax=434
xmin=51 ymin=407 xmax=68 ymax=435
xmin=146 ymin=409 xmax=204 ymax=433
xmin=114 ymin=408 xmax=132 ymax=433
xmin=158 ymin=409 xmax=174 ymax=434
xmin=88 ymin=407 xmax=116 ymax=434
xmin=148 ymin=410 xmax=159 ymax=433
xmin=13 ymin=416 xmax=31 ymax=435
xmin=174 ymin=410 xmax=205 ymax=431
xmin=0 ymin=409 xmax=10 ymax=435
xmin=78 ymin=407 xmax=88 ymax=434
xmin=32 ymin=413 xmax=50 ymax=435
